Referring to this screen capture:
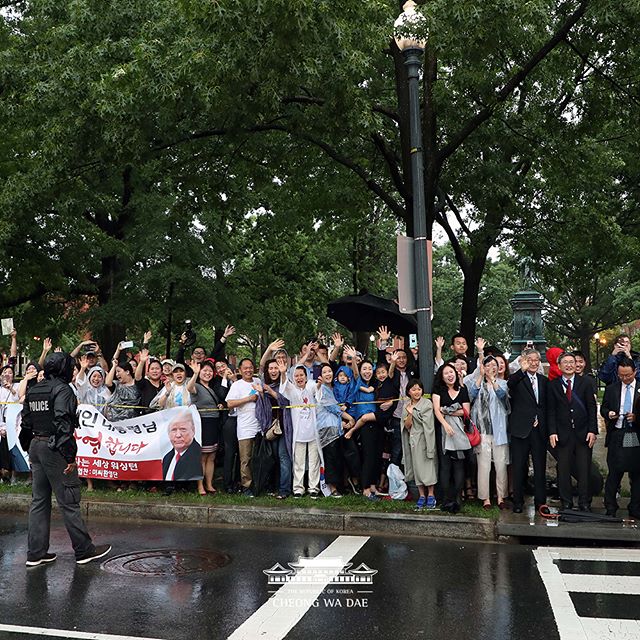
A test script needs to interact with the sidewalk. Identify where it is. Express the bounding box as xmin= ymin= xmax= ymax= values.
xmin=497 ymin=495 xmax=640 ymax=545
xmin=0 ymin=487 xmax=497 ymax=541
